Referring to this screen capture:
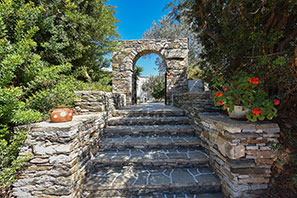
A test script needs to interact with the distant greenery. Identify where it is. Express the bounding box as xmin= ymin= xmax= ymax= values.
xmin=0 ymin=0 xmax=118 ymax=191
xmin=142 ymin=74 xmax=166 ymax=101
